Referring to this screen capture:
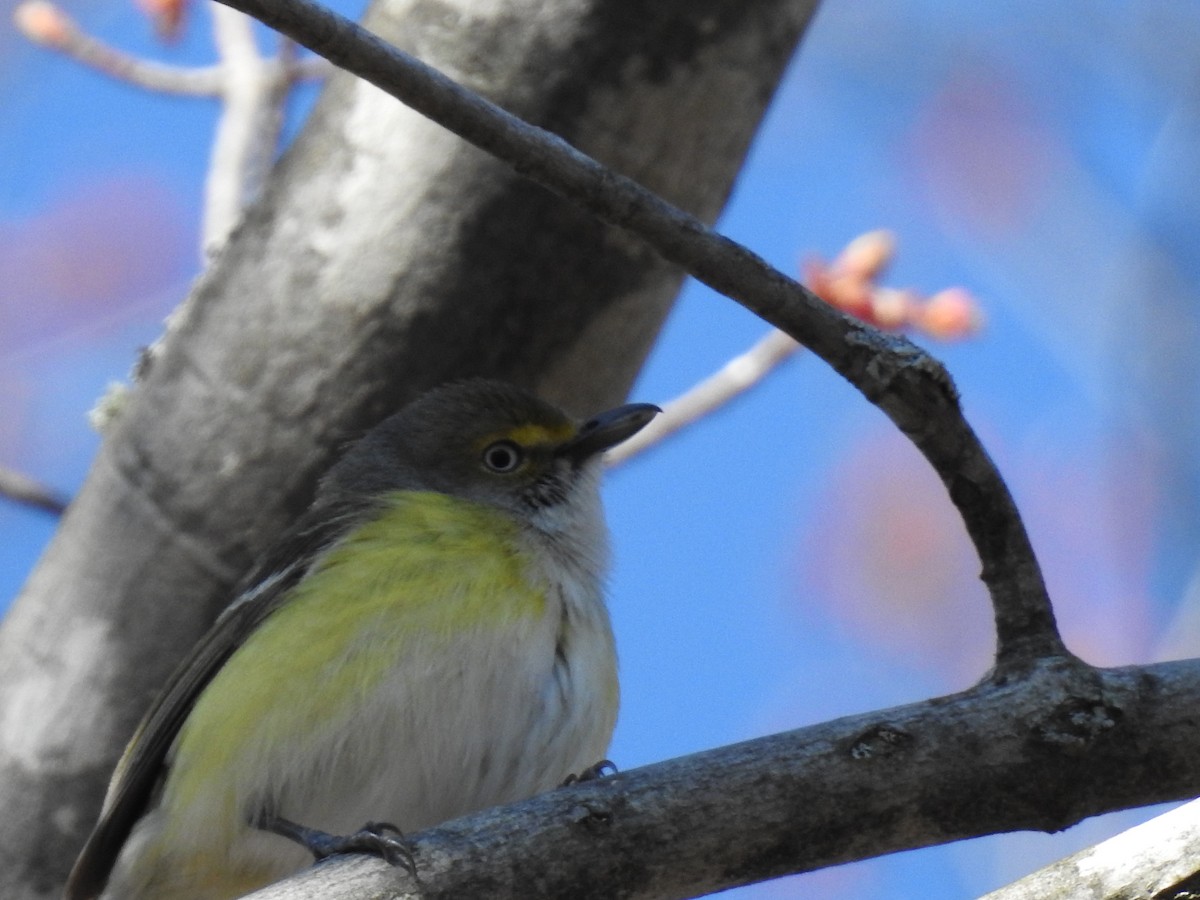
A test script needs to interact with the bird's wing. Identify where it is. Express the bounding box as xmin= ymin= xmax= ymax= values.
xmin=64 ymin=505 xmax=365 ymax=900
